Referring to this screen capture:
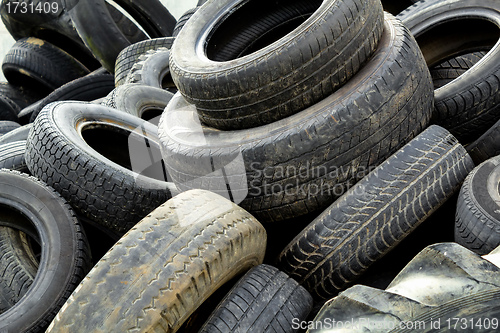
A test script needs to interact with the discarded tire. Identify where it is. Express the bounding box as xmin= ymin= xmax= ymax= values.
xmin=0 ymin=141 xmax=28 ymax=173
xmin=126 ymin=47 xmax=176 ymax=91
xmin=455 ymin=155 xmax=500 ymax=254
xmin=170 ymin=0 xmax=385 ymax=130
xmin=199 ymin=264 xmax=313 ymax=333
xmin=160 ymin=14 xmax=433 ymax=223
xmin=46 ymin=189 xmax=267 ymax=333
xmin=399 ymin=0 xmax=500 ymax=142
xmin=25 ymin=101 xmax=178 ymax=234
xmin=0 ymin=170 xmax=91 ymax=333
xmin=466 ymin=118 xmax=500 ymax=165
